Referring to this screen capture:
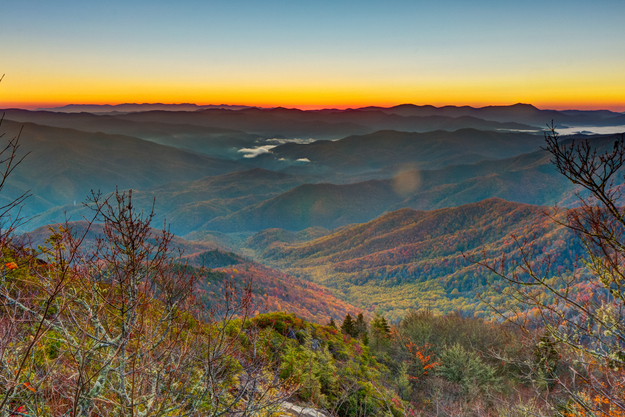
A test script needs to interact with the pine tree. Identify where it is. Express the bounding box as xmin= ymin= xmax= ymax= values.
xmin=341 ymin=314 xmax=356 ymax=337
xmin=328 ymin=317 xmax=337 ymax=329
xmin=372 ymin=313 xmax=390 ymax=337
xmin=362 ymin=331 xmax=369 ymax=346
xmin=355 ymin=313 xmax=367 ymax=337
xmin=371 ymin=313 xmax=391 ymax=350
